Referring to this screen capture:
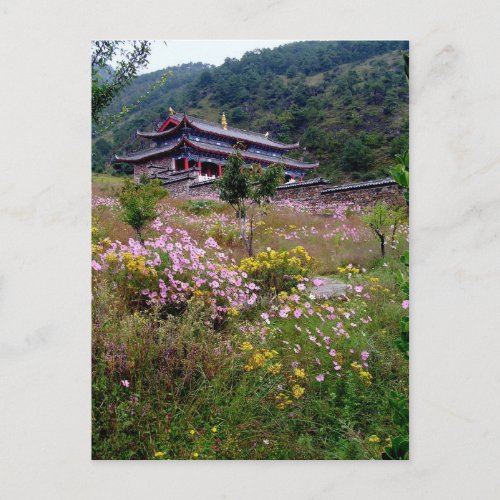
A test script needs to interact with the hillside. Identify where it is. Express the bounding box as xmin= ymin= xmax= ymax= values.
xmin=92 ymin=41 xmax=409 ymax=182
